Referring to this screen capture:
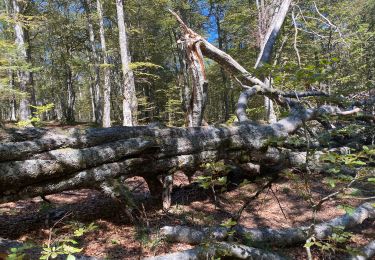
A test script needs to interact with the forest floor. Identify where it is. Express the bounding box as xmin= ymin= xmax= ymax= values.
xmin=0 ymin=124 xmax=374 ymax=260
